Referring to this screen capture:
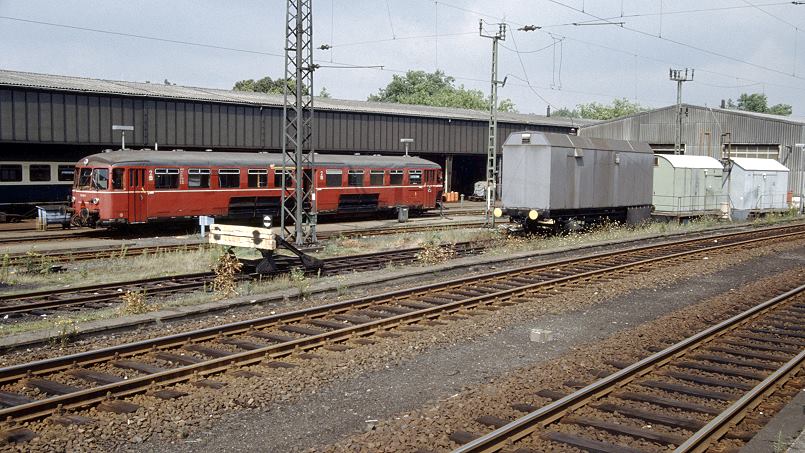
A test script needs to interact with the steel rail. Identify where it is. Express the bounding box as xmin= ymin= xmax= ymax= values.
xmin=0 ymin=241 xmax=487 ymax=316
xmin=2 ymin=224 xmax=799 ymax=385
xmin=675 ymin=350 xmax=805 ymax=452
xmin=0 ymin=227 xmax=800 ymax=424
xmin=453 ymin=284 xmax=805 ymax=453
